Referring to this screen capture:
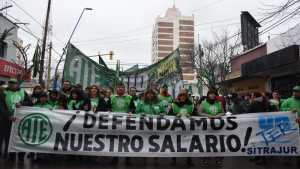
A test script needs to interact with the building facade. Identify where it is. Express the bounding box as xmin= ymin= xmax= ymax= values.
xmin=224 ymin=44 xmax=268 ymax=94
xmin=152 ymin=5 xmax=196 ymax=87
xmin=224 ymin=24 xmax=300 ymax=97
xmin=0 ymin=13 xmax=23 ymax=82
xmin=0 ymin=13 xmax=18 ymax=61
